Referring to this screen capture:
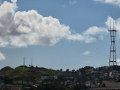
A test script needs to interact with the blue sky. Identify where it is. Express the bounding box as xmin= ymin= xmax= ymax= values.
xmin=0 ymin=0 xmax=120 ymax=70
